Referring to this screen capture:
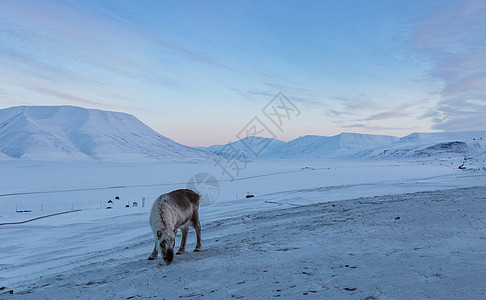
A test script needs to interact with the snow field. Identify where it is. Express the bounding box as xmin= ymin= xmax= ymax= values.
xmin=2 ymin=186 xmax=485 ymax=299
xmin=0 ymin=159 xmax=485 ymax=299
